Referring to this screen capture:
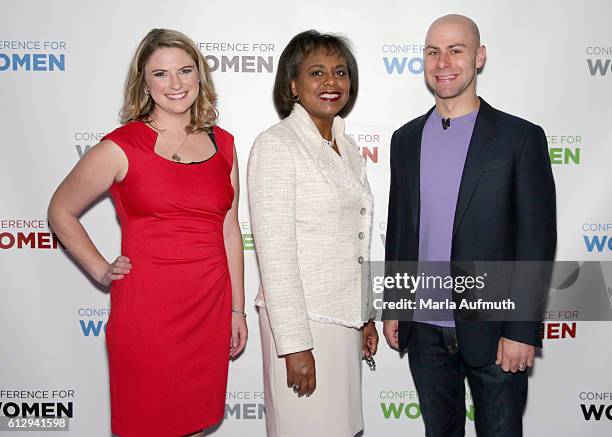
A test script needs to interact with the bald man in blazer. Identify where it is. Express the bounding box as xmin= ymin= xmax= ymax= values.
xmin=383 ymin=15 xmax=556 ymax=437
